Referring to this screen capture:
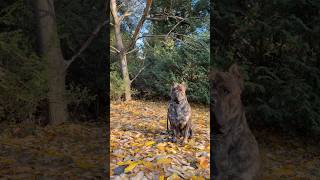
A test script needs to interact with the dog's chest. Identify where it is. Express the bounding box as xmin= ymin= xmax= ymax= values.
xmin=168 ymin=102 xmax=188 ymax=123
